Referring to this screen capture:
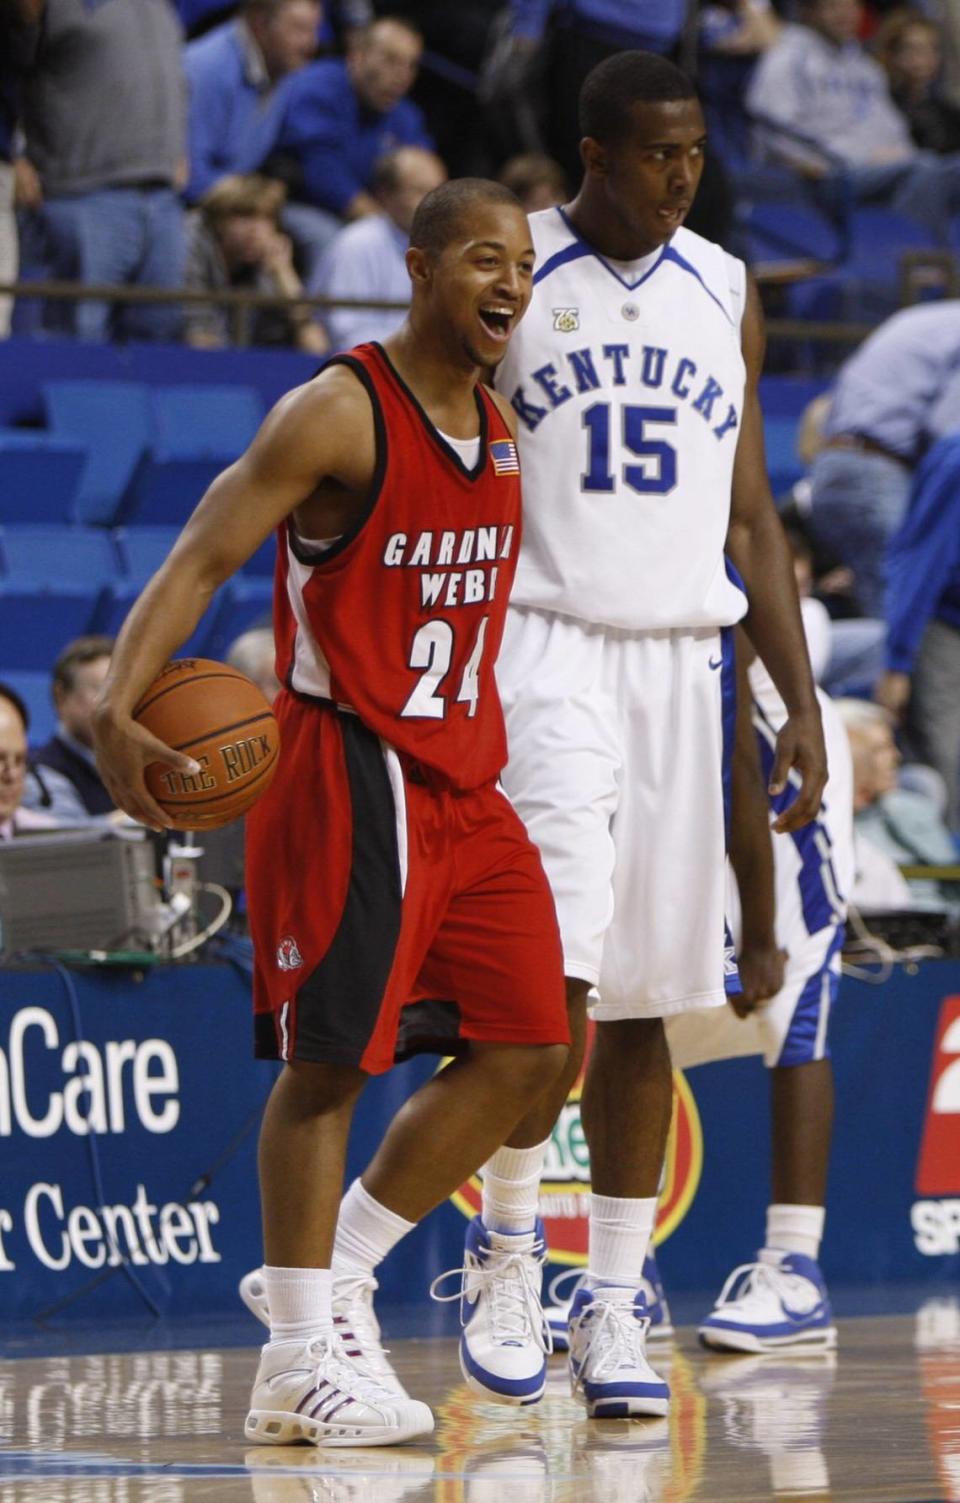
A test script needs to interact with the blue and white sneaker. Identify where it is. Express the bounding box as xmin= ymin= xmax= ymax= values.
xmin=567 ymin=1284 xmax=670 ymax=1419
xmin=698 ymin=1249 xmax=837 ymax=1353
xmin=430 ymin=1216 xmax=551 ymax=1405
xmin=545 ymin=1255 xmax=674 ymax=1352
